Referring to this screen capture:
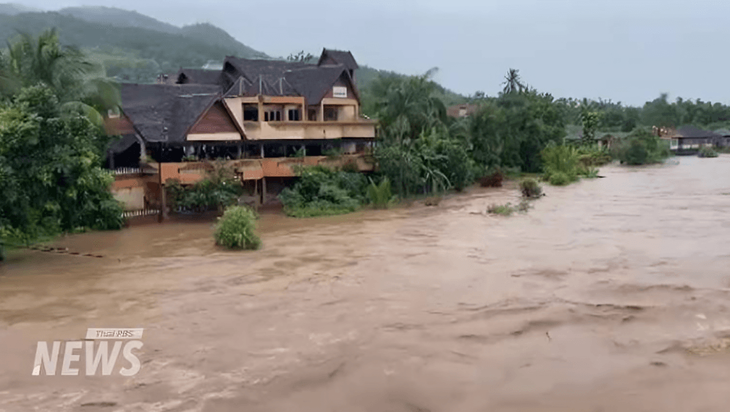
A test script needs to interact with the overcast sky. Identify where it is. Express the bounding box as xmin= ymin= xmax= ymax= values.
xmin=14 ymin=0 xmax=730 ymax=105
